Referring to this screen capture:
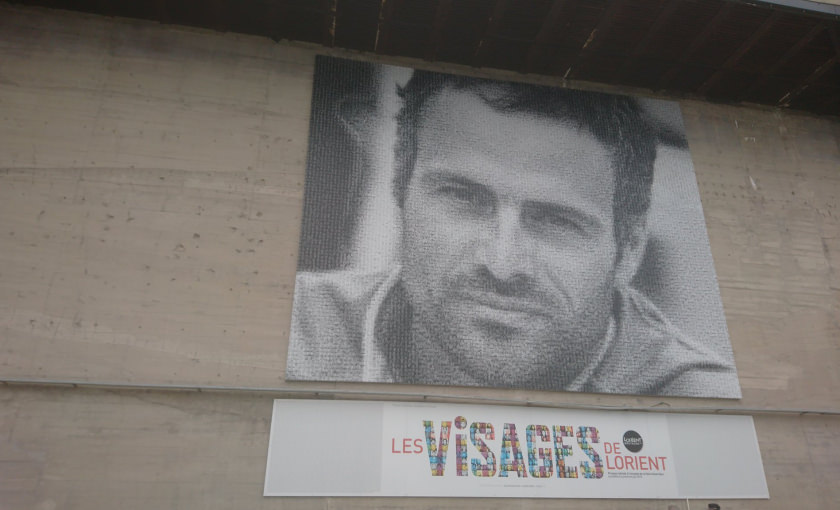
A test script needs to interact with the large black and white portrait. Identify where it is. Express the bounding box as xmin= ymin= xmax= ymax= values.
xmin=286 ymin=56 xmax=741 ymax=399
